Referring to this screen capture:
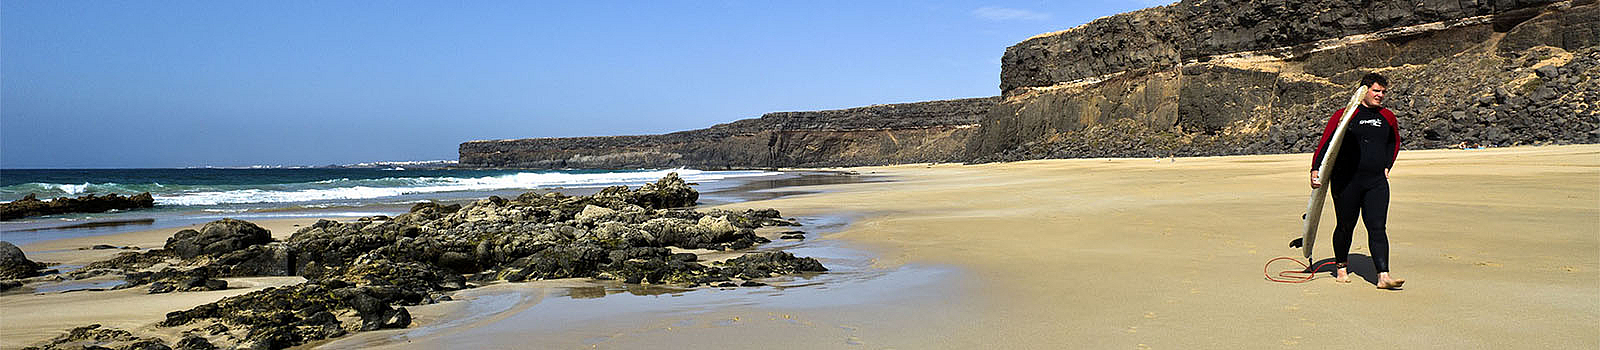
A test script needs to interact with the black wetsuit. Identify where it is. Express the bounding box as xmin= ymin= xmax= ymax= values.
xmin=1312 ymin=105 xmax=1399 ymax=272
